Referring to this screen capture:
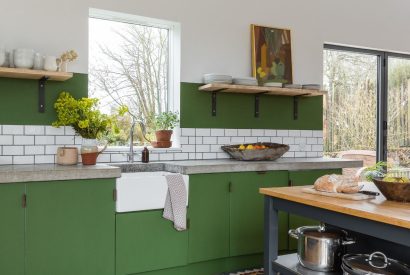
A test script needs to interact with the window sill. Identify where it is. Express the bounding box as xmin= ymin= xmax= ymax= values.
xmin=104 ymin=146 xmax=182 ymax=153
